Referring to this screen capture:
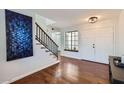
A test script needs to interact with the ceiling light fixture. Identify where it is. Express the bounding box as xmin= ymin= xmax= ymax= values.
xmin=88 ymin=16 xmax=98 ymax=23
